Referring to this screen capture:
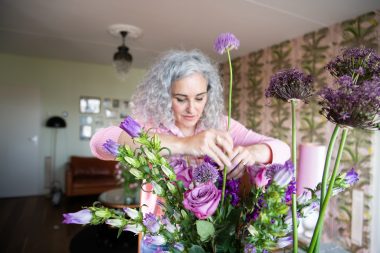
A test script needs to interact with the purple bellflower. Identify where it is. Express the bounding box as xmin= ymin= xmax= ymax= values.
xmin=62 ymin=209 xmax=92 ymax=225
xmin=102 ymin=139 xmax=120 ymax=156
xmin=120 ymin=116 xmax=142 ymax=138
